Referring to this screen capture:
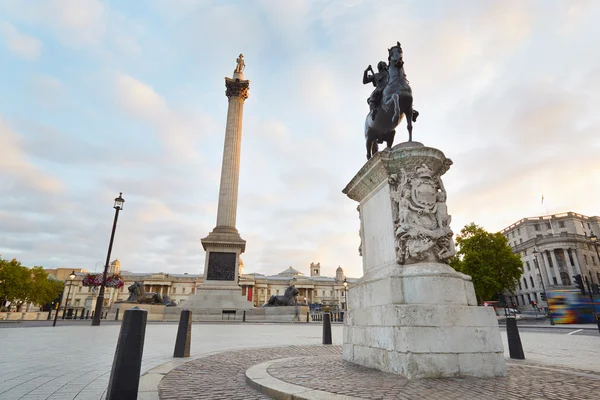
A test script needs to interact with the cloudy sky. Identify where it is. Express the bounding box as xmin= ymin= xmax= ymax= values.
xmin=1 ymin=0 xmax=599 ymax=279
